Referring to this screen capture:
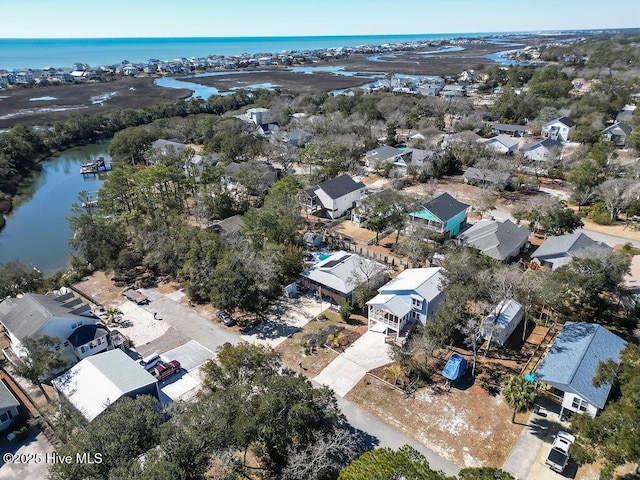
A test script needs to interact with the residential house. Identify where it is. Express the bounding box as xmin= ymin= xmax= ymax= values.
xmin=0 ymin=73 xmax=17 ymax=86
xmin=441 ymin=131 xmax=482 ymax=150
xmin=458 ymin=219 xmax=530 ymax=262
xmin=364 ymin=146 xmax=411 ymax=170
xmin=52 ymin=349 xmax=159 ymax=422
xmin=481 ymin=299 xmax=524 ymax=346
xmin=542 ymin=117 xmax=576 ymax=142
xmin=0 ymin=381 xmax=20 ymax=432
xmin=535 ymin=322 xmax=626 ymax=417
xmin=531 ymin=232 xmax=612 ymax=270
xmin=519 ymin=138 xmax=564 ymax=162
xmin=367 ymin=268 xmax=445 ymax=340
xmin=183 ymin=152 xmax=218 ymax=183
xmin=409 ymin=192 xmax=470 ymax=238
xmin=401 ymin=148 xmax=440 ymax=169
xmin=462 ymin=167 xmax=512 ymax=189
xmin=304 ymin=174 xmax=366 ymax=219
xmin=616 ymin=104 xmax=636 ymax=123
xmin=281 ymin=130 xmax=313 ymax=148
xmin=149 ymin=139 xmax=185 ymax=156
xmin=246 ymin=107 xmax=270 ymax=126
xmin=601 ymin=121 xmax=633 ymax=147
xmin=0 ymin=292 xmax=111 ymax=369
xmin=55 ymin=71 xmax=73 ymax=82
xmin=481 ymin=134 xmax=520 ymax=155
xmin=299 ymin=251 xmax=388 ymax=306
xmin=256 ymin=123 xmax=280 ymax=136
xmin=223 ymin=161 xmax=280 ymax=195
xmin=491 ymin=124 xmax=527 ymax=137
xmin=406 ymin=127 xmax=444 ymax=147
xmin=15 ymin=71 xmax=34 ymax=84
